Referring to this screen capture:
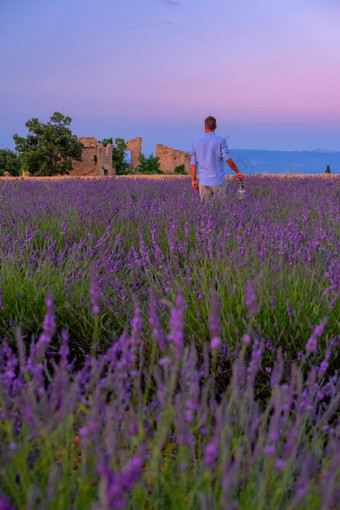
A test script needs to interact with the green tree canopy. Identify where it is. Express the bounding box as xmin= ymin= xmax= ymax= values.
xmin=0 ymin=149 xmax=21 ymax=176
xmin=325 ymin=165 xmax=331 ymax=174
xmin=99 ymin=137 xmax=129 ymax=174
xmin=173 ymin=164 xmax=186 ymax=175
xmin=13 ymin=112 xmax=83 ymax=176
xmin=136 ymin=154 xmax=163 ymax=174
xmin=99 ymin=138 xmax=113 ymax=147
